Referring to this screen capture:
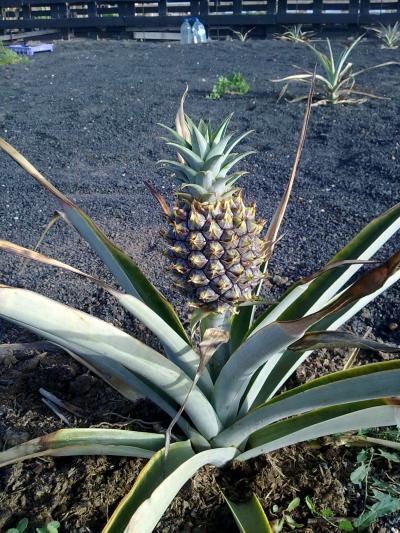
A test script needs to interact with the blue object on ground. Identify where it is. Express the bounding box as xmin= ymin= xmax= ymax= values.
xmin=7 ymin=43 xmax=54 ymax=56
